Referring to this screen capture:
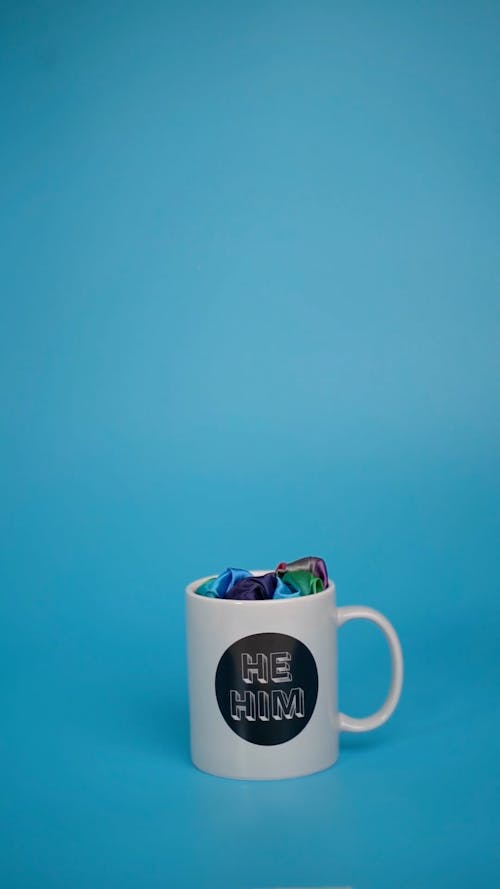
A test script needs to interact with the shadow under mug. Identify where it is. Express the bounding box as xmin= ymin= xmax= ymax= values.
xmin=186 ymin=571 xmax=403 ymax=780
